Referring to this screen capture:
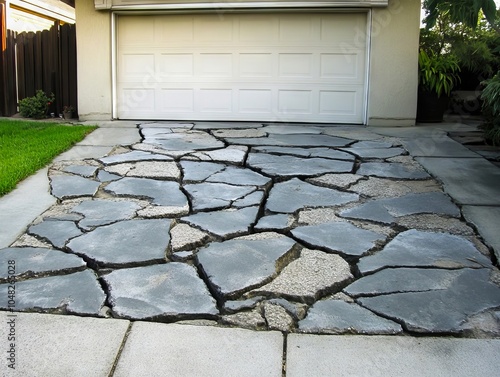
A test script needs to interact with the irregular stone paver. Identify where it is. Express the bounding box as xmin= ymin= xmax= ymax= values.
xmin=194 ymin=121 xmax=264 ymax=129
xmin=233 ymin=190 xmax=265 ymax=208
xmin=213 ymin=129 xmax=266 ymax=138
xmin=97 ymin=170 xmax=121 ymax=182
xmin=251 ymin=249 xmax=352 ymax=303
xmin=226 ymin=133 xmax=354 ymax=147
xmin=358 ymin=268 xmax=500 ymax=333
xmin=291 ymin=222 xmax=385 ymax=257
xmin=298 ymin=299 xmax=402 ymax=334
xmin=247 ymin=153 xmax=353 ymax=177
xmin=266 ymin=178 xmax=359 ymax=213
xmin=187 ymin=145 xmax=248 ymax=165
xmin=0 ymin=247 xmax=85 ymax=279
xmin=224 ymin=297 xmax=262 ymax=313
xmin=307 ymin=173 xmax=364 ymax=189
xmin=344 ymin=268 xmax=470 ymax=297
xmin=71 ymin=199 xmax=140 ymax=230
xmin=341 ymin=192 xmax=461 ymax=224
xmin=358 ymin=229 xmax=492 ymax=274
xmin=103 ymin=263 xmax=218 ymax=319
xmin=255 ymin=214 xmax=293 ymax=231
xmin=63 ymin=165 xmax=98 ymax=178
xmin=170 ymin=223 xmax=210 ymax=252
xmin=184 ymin=183 xmax=256 ymax=211
xmin=182 ymin=206 xmax=259 ymax=238
xmin=28 ymin=220 xmax=82 ymax=248
xmin=262 ymin=124 xmax=324 ymax=134
xmin=0 ymin=270 xmax=105 ymax=315
xmin=180 ymin=161 xmax=226 ymax=182
xmin=144 ymin=130 xmax=224 ymax=151
xmin=341 ymin=147 xmax=405 ymax=159
xmin=358 ymin=162 xmax=430 ymax=179
xmin=99 ymin=150 xmax=171 ymax=165
xmin=108 ymin=161 xmax=181 ymax=180
xmin=206 ymin=166 xmax=271 ymax=186
xmin=105 ymin=177 xmax=188 ymax=208
xmin=50 ymin=175 xmax=100 ymax=199
xmin=197 ymin=234 xmax=298 ymax=299
xmin=67 ymin=219 xmax=171 ymax=267
xmin=252 ymin=146 xmax=355 ymax=161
